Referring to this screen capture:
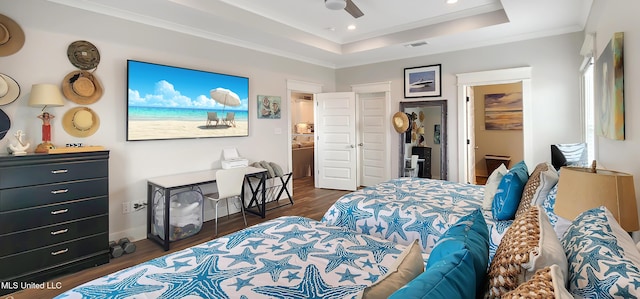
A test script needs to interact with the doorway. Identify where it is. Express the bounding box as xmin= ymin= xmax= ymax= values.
xmin=456 ymin=67 xmax=533 ymax=184
xmin=470 ymin=83 xmax=524 ymax=184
